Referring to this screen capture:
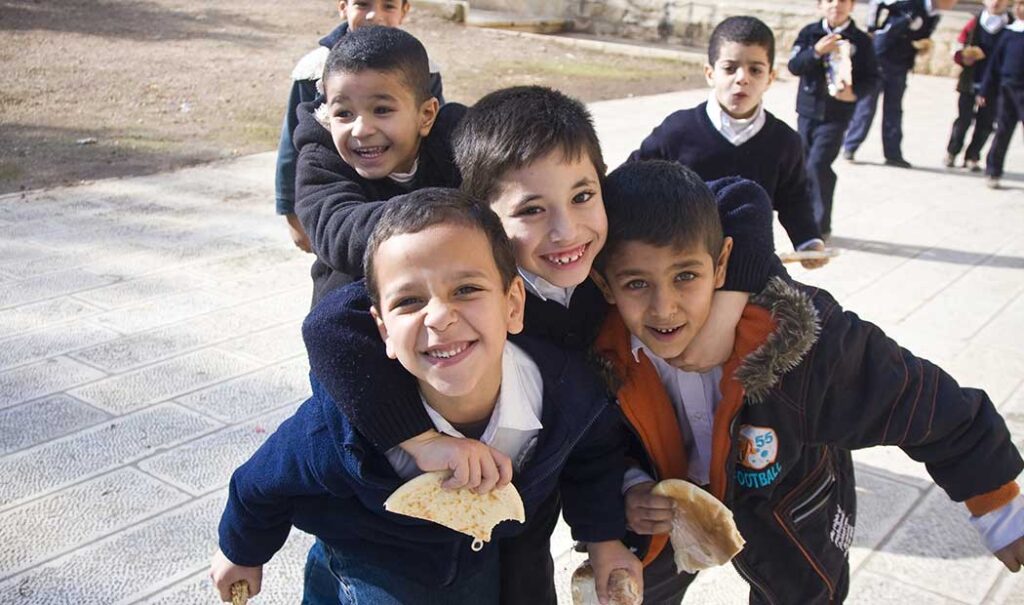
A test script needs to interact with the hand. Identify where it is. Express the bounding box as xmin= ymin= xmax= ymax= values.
xmin=800 ymin=240 xmax=830 ymax=270
xmin=995 ymin=535 xmax=1024 ymax=572
xmin=400 ymin=430 xmax=513 ymax=494
xmin=666 ymin=290 xmax=745 ymax=372
xmin=586 ymin=540 xmax=644 ymax=605
xmin=814 ymin=33 xmax=843 ymax=56
xmin=912 ymin=38 xmax=933 ymax=55
xmin=625 ymin=481 xmax=676 ymax=535
xmin=285 ymin=213 xmax=312 ymax=253
xmin=977 ymin=95 xmax=988 ymax=108
xmin=833 ymin=86 xmax=857 ymax=103
xmin=210 ymin=549 xmax=262 ymax=602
